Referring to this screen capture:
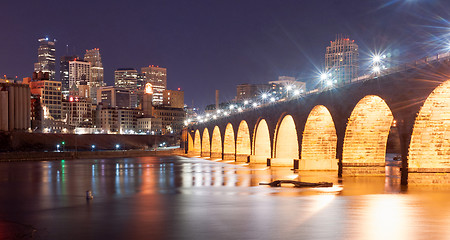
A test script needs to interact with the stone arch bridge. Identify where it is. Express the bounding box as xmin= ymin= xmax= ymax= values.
xmin=184 ymin=58 xmax=450 ymax=185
